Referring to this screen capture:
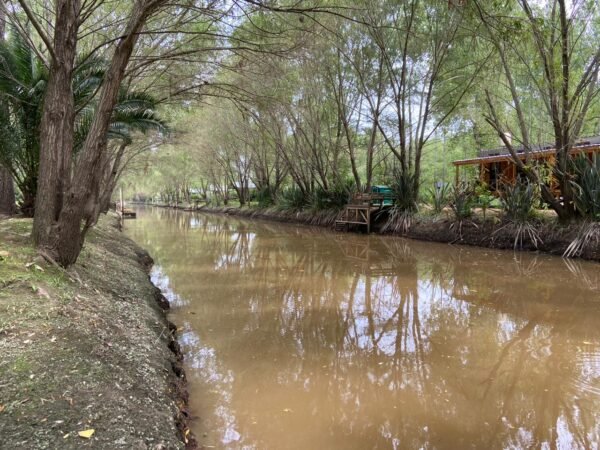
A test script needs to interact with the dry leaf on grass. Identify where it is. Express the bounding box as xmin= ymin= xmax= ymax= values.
xmin=78 ymin=429 xmax=95 ymax=439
